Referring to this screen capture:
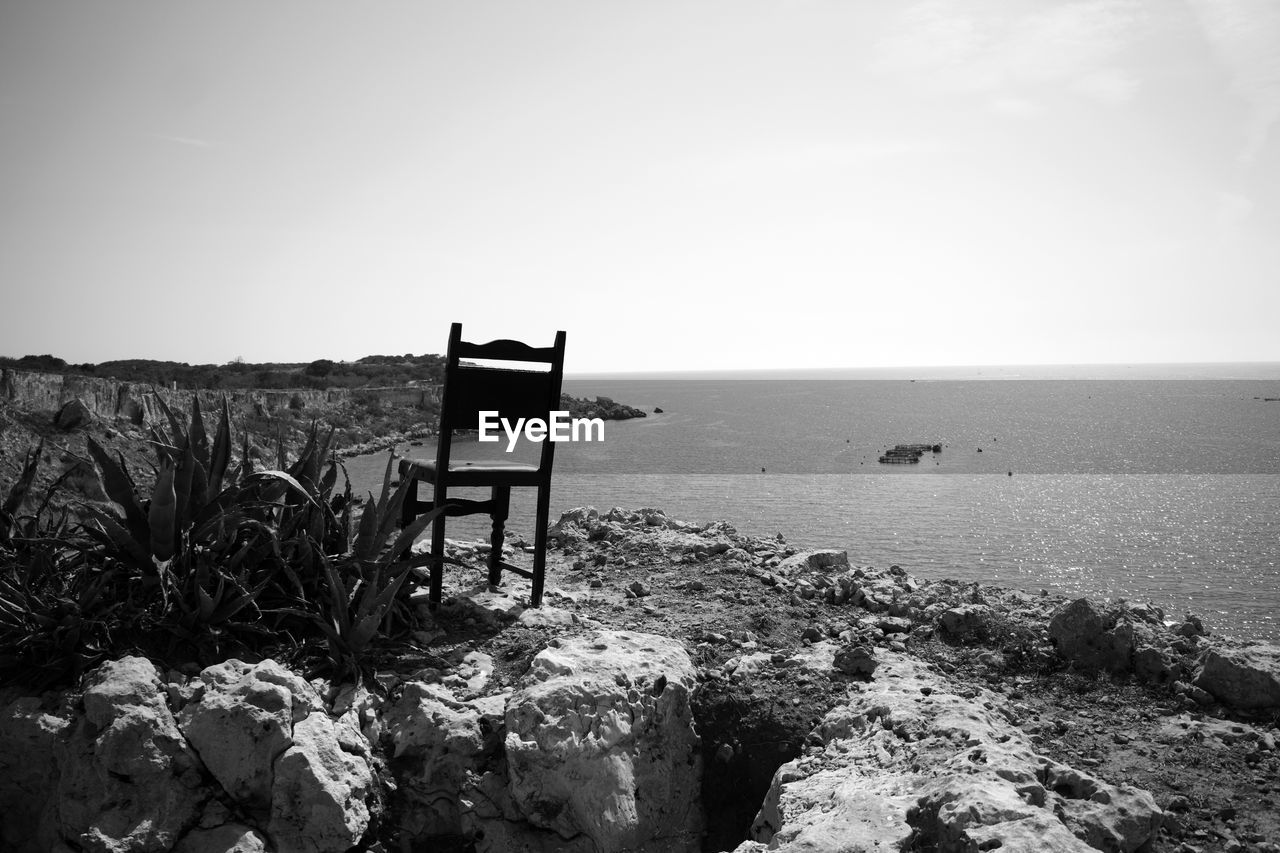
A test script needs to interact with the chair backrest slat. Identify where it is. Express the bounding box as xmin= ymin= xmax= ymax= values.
xmin=455 ymin=338 xmax=558 ymax=363
xmin=435 ymin=323 xmax=566 ymax=473
xmin=440 ymin=367 xmax=558 ymax=431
